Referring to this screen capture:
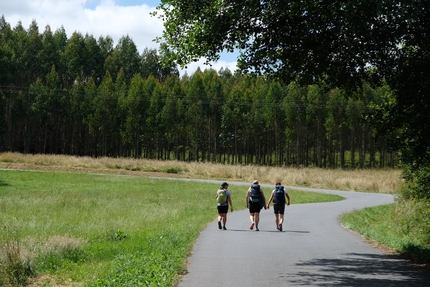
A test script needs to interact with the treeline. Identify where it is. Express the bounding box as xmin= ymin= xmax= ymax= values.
xmin=0 ymin=17 xmax=398 ymax=168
